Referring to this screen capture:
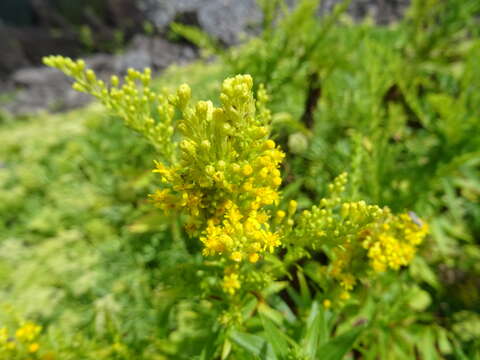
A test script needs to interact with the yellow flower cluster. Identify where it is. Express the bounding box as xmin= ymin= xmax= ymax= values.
xmin=286 ymin=174 xmax=429 ymax=302
xmin=362 ymin=213 xmax=429 ymax=272
xmin=200 ymin=202 xmax=281 ymax=261
xmin=151 ymin=75 xmax=284 ymax=294
xmin=1 ymin=322 xmax=41 ymax=355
